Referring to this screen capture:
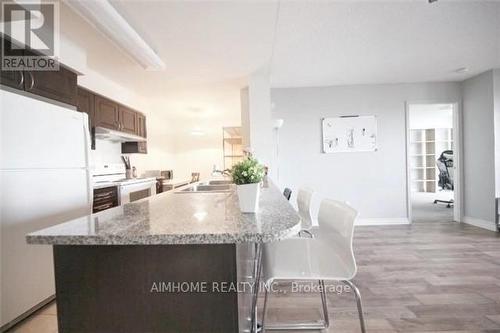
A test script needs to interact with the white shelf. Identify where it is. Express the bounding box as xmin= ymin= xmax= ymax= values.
xmin=409 ymin=128 xmax=453 ymax=193
xmin=223 ymin=127 xmax=243 ymax=170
